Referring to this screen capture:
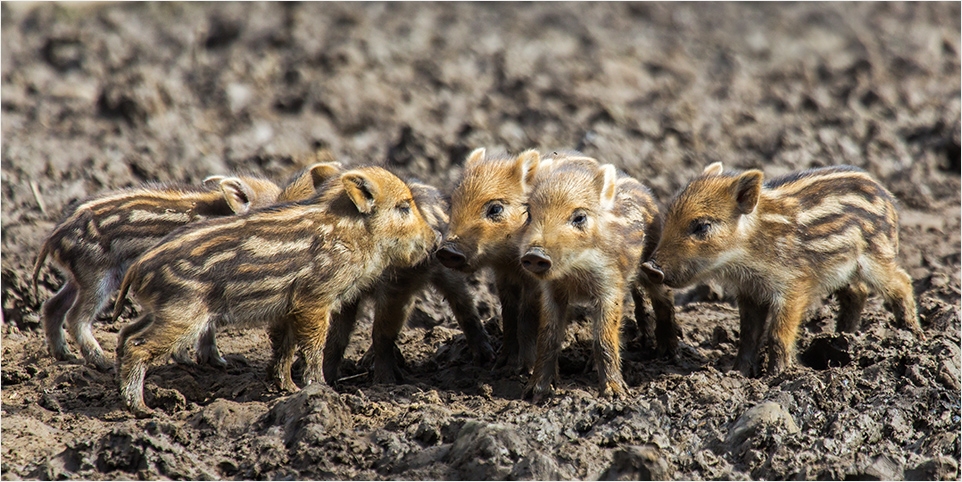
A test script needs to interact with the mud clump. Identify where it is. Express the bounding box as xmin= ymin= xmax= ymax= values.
xmin=2 ymin=2 xmax=960 ymax=480
xmin=447 ymin=421 xmax=530 ymax=479
xmin=261 ymin=384 xmax=354 ymax=447
xmin=726 ymin=401 xmax=799 ymax=451
xmin=599 ymin=445 xmax=673 ymax=481
xmin=190 ymin=399 xmax=268 ymax=438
